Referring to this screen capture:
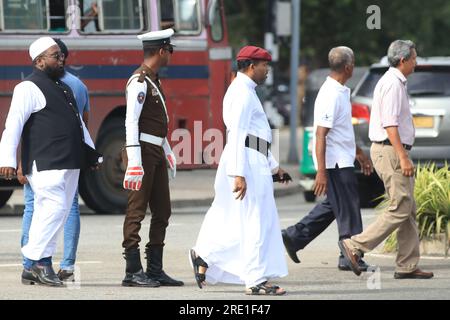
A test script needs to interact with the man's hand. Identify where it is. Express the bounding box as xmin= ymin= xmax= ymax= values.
xmin=233 ymin=176 xmax=247 ymax=200
xmin=313 ymin=170 xmax=327 ymax=197
xmin=400 ymin=155 xmax=415 ymax=177
xmin=275 ymin=168 xmax=290 ymax=184
xmin=0 ymin=167 xmax=16 ymax=180
xmin=356 ymin=150 xmax=373 ymax=176
xmin=123 ymin=166 xmax=144 ymax=191
xmin=16 ymin=164 xmax=28 ymax=185
xmin=166 ymin=152 xmax=176 ymax=179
